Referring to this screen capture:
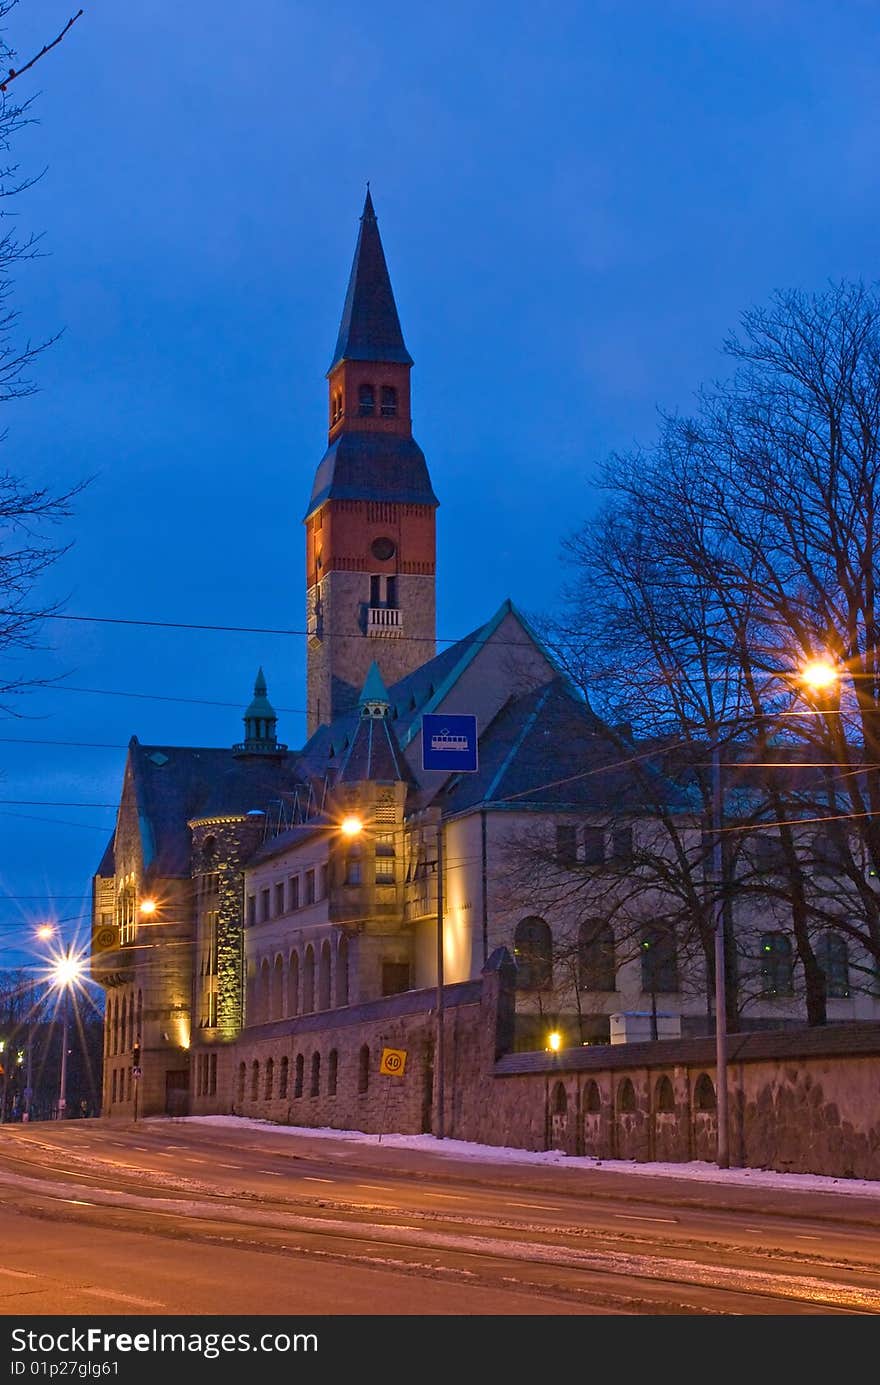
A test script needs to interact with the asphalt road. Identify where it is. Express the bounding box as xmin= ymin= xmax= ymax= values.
xmin=0 ymin=1118 xmax=879 ymax=1315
